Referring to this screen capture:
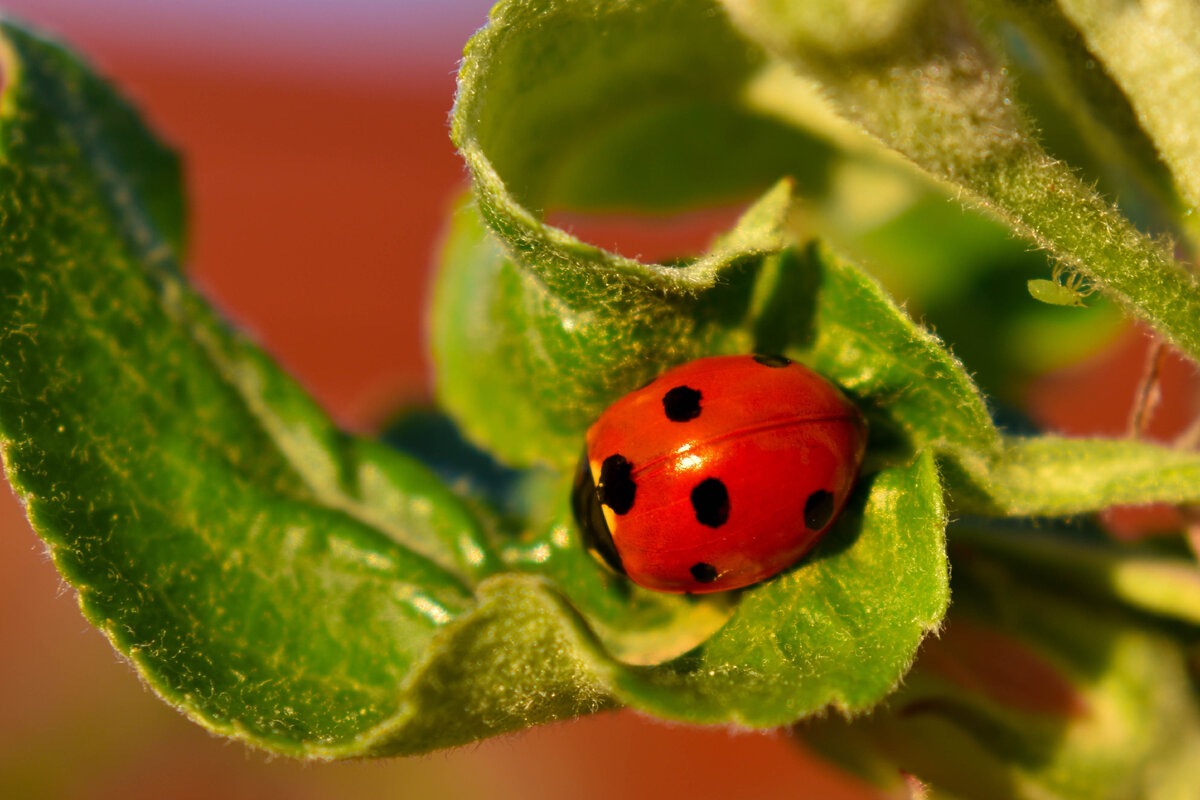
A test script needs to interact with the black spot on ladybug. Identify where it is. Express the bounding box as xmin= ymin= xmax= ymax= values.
xmin=690 ymin=562 xmax=718 ymax=583
xmin=691 ymin=477 xmax=730 ymax=527
xmin=804 ymin=489 xmax=834 ymax=530
xmin=753 ymin=353 xmax=792 ymax=368
xmin=662 ymin=385 xmax=702 ymax=422
xmin=572 ymin=452 xmax=626 ymax=576
xmin=598 ymin=454 xmax=637 ymax=515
